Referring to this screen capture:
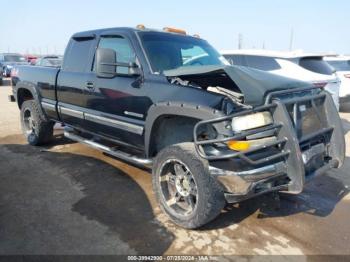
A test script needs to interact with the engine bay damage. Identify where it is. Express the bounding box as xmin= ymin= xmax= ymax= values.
xmin=164 ymin=65 xmax=313 ymax=106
